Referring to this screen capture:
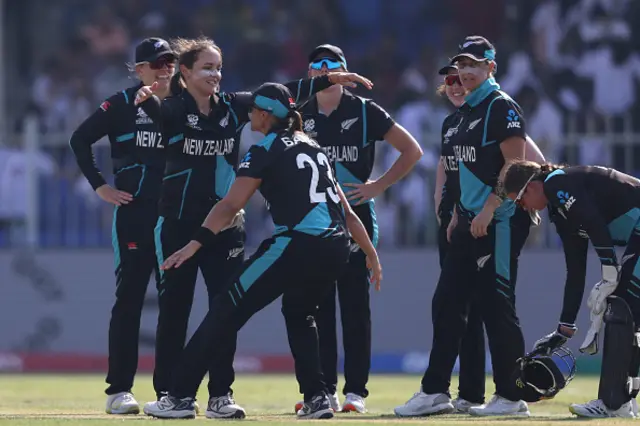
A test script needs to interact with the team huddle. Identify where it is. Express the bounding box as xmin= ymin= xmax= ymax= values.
xmin=70 ymin=33 xmax=640 ymax=420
